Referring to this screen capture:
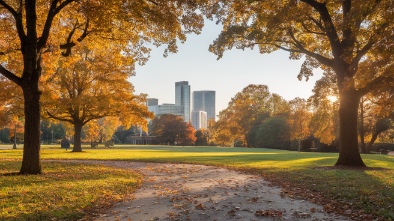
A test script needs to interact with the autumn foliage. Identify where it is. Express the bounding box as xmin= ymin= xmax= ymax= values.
xmin=150 ymin=114 xmax=196 ymax=146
